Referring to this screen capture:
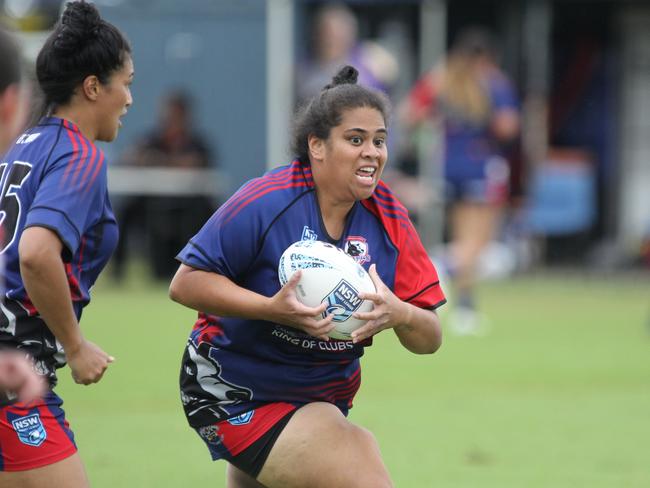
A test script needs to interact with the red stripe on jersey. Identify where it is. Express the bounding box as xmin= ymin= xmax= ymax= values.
xmin=223 ymin=179 xmax=312 ymax=224
xmin=374 ymin=183 xmax=410 ymax=220
xmin=218 ymin=168 xmax=294 ymax=218
xmin=293 ymin=366 xmax=360 ymax=406
xmin=68 ymin=132 xmax=88 ymax=188
xmin=235 ymin=166 xmax=307 ymax=202
xmin=65 ymin=263 xmax=82 ymax=301
xmin=84 ymin=150 xmax=105 ymax=194
xmin=220 ymin=167 xmax=311 ymax=222
xmin=219 ymin=161 xmax=312 ymax=216
xmin=324 ymin=374 xmax=361 ymax=404
xmin=61 ymin=123 xmax=80 ymax=187
xmin=77 ymin=142 xmax=97 ymax=191
xmin=77 ymin=237 xmax=86 ymax=277
xmin=232 ymin=167 xmax=295 ymax=199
